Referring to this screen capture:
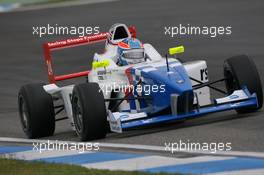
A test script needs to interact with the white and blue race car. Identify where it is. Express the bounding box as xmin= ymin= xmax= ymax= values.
xmin=18 ymin=23 xmax=263 ymax=141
